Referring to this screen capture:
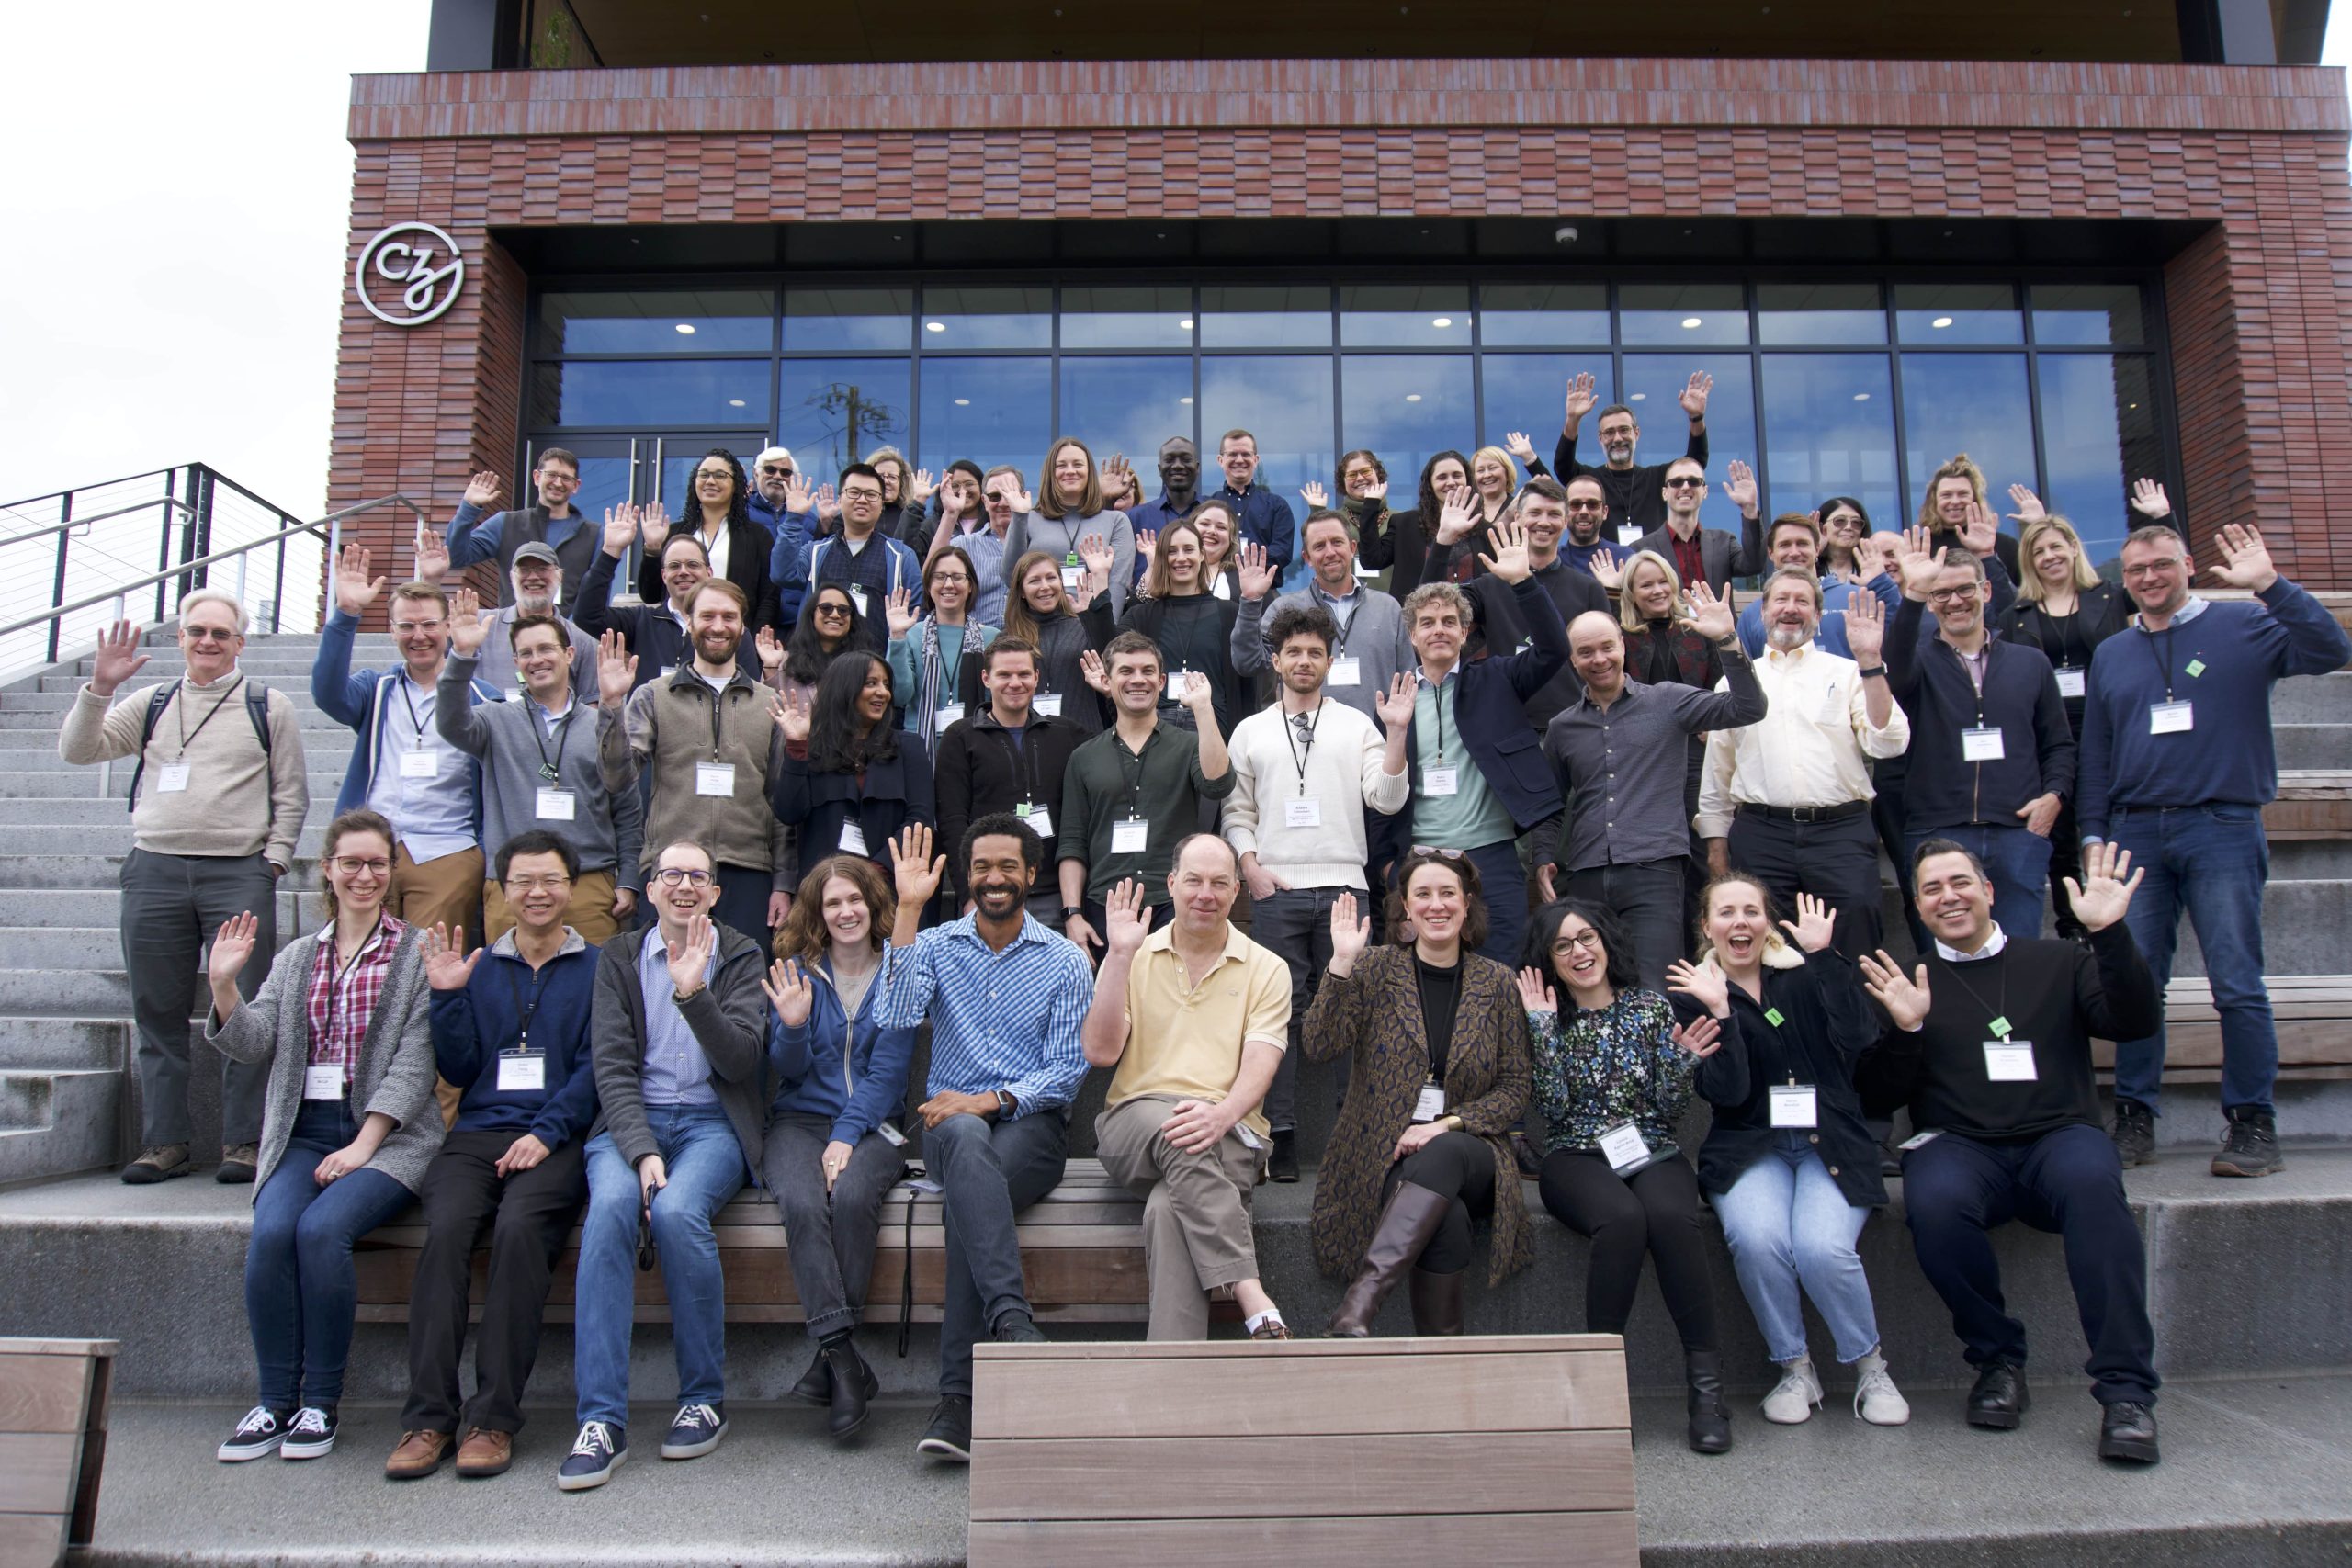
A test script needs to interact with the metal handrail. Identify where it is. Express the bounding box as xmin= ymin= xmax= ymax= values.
xmin=0 ymin=496 xmax=194 ymax=552
xmin=0 ymin=466 xmax=186 ymax=513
